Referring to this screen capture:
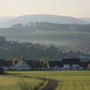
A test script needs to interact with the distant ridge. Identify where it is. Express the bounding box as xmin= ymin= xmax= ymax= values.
xmin=0 ymin=14 xmax=87 ymax=28
xmin=80 ymin=18 xmax=90 ymax=23
xmin=0 ymin=16 xmax=13 ymax=23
